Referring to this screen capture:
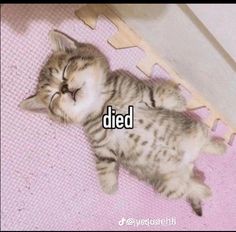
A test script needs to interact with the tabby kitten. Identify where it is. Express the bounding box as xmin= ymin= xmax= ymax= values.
xmin=20 ymin=30 xmax=226 ymax=216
